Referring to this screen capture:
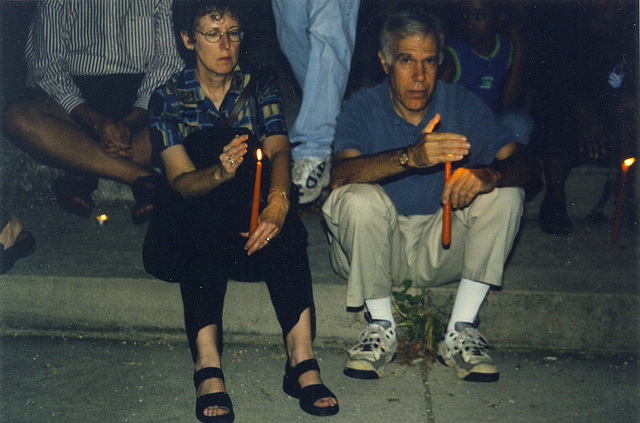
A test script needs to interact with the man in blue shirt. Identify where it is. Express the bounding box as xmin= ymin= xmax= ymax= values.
xmin=322 ymin=9 xmax=537 ymax=383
